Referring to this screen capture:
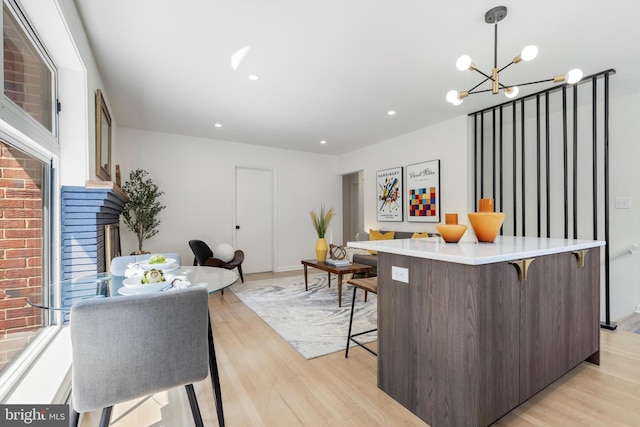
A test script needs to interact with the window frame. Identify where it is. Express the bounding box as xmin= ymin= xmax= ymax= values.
xmin=2 ymin=0 xmax=58 ymax=145
xmin=0 ymin=0 xmax=59 ymax=401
